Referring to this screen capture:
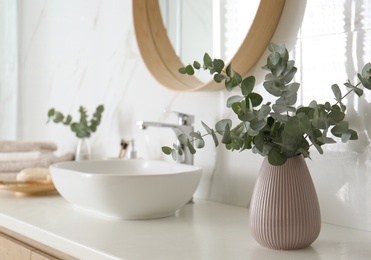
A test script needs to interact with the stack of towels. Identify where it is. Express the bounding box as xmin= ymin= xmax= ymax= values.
xmin=0 ymin=141 xmax=74 ymax=181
